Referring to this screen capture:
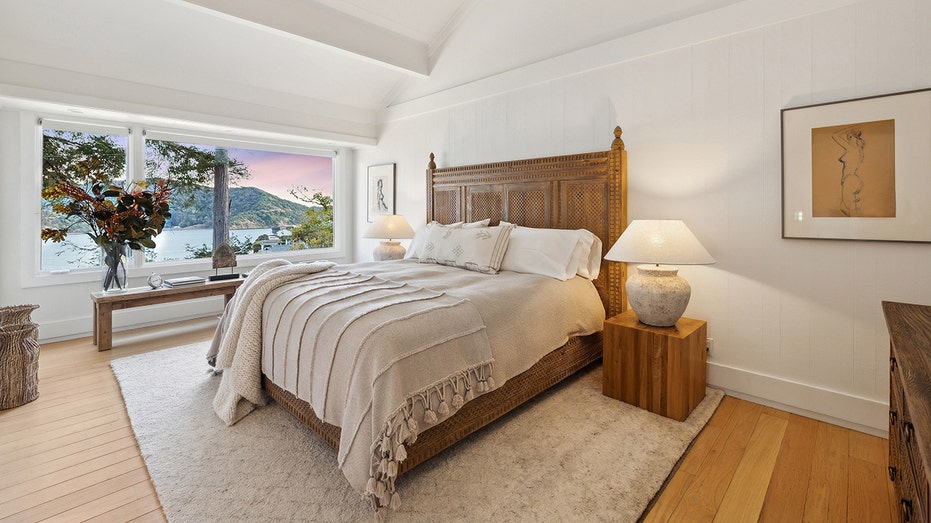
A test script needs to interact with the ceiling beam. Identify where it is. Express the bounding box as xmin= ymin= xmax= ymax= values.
xmin=174 ymin=0 xmax=430 ymax=77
